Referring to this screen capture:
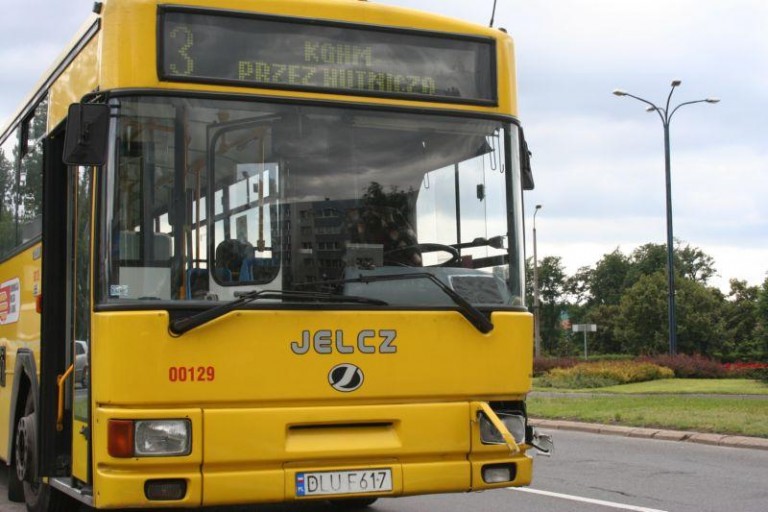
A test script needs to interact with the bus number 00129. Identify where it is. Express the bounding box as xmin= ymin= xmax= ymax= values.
xmin=169 ymin=366 xmax=215 ymax=382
